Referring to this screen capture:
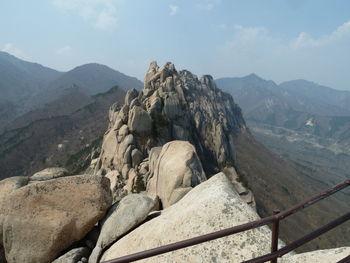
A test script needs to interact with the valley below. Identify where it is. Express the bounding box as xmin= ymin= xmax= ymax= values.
xmin=249 ymin=121 xmax=350 ymax=186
